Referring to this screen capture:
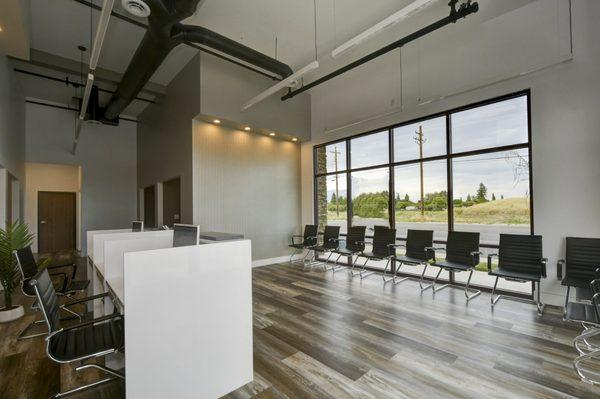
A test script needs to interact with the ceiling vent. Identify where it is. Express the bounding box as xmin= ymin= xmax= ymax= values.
xmin=121 ymin=0 xmax=151 ymax=18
